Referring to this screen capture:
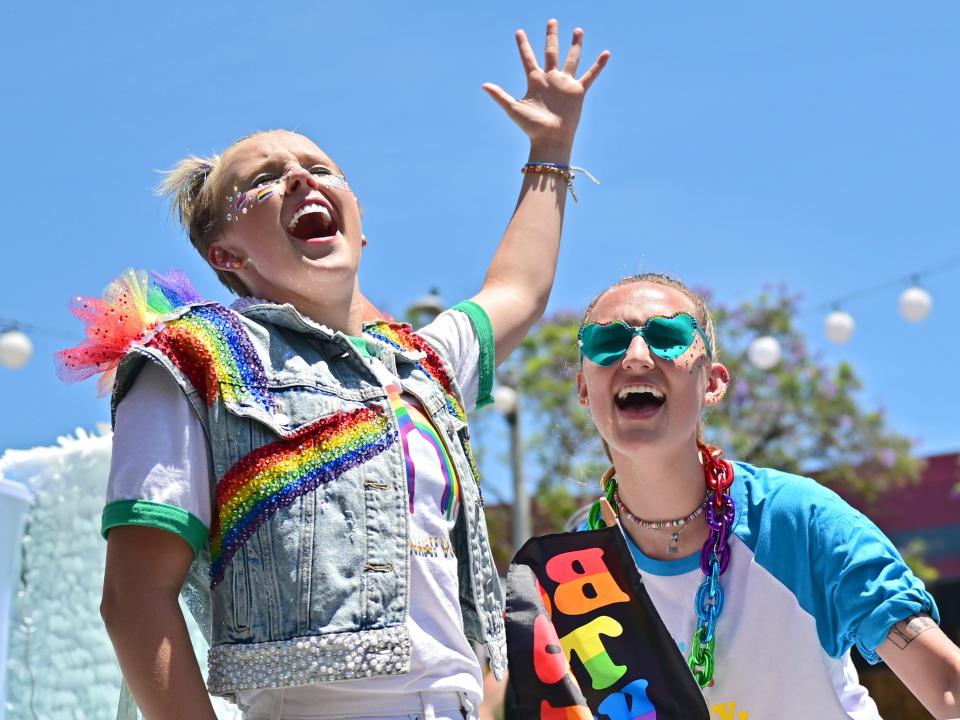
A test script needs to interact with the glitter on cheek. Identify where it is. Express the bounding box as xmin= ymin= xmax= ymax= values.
xmin=225 ymin=179 xmax=287 ymax=223
xmin=223 ymin=171 xmax=349 ymax=224
xmin=317 ymin=174 xmax=351 ymax=192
